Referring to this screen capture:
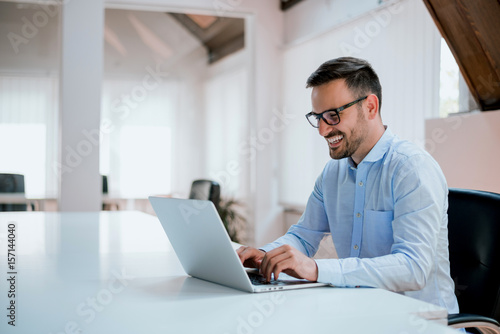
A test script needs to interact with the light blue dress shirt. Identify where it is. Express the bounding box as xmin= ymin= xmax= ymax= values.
xmin=261 ymin=127 xmax=459 ymax=314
